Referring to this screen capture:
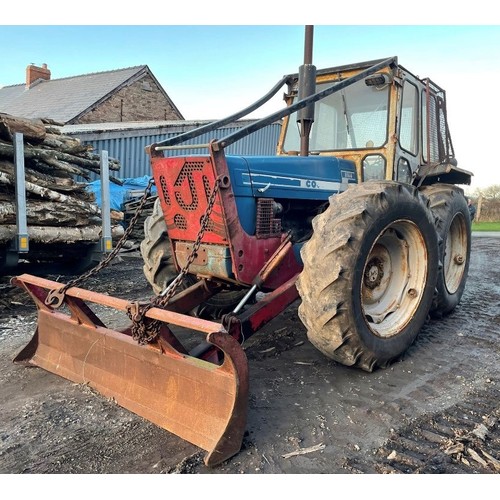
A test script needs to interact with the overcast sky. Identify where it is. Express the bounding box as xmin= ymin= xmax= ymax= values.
xmin=2 ymin=4 xmax=499 ymax=190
